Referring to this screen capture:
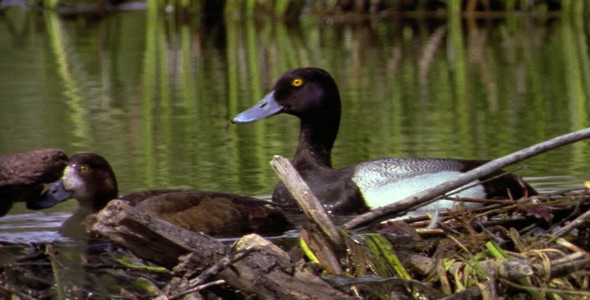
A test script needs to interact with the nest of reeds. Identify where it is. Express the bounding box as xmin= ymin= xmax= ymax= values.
xmin=297 ymin=188 xmax=590 ymax=300
xmin=2 ymin=189 xmax=590 ymax=299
